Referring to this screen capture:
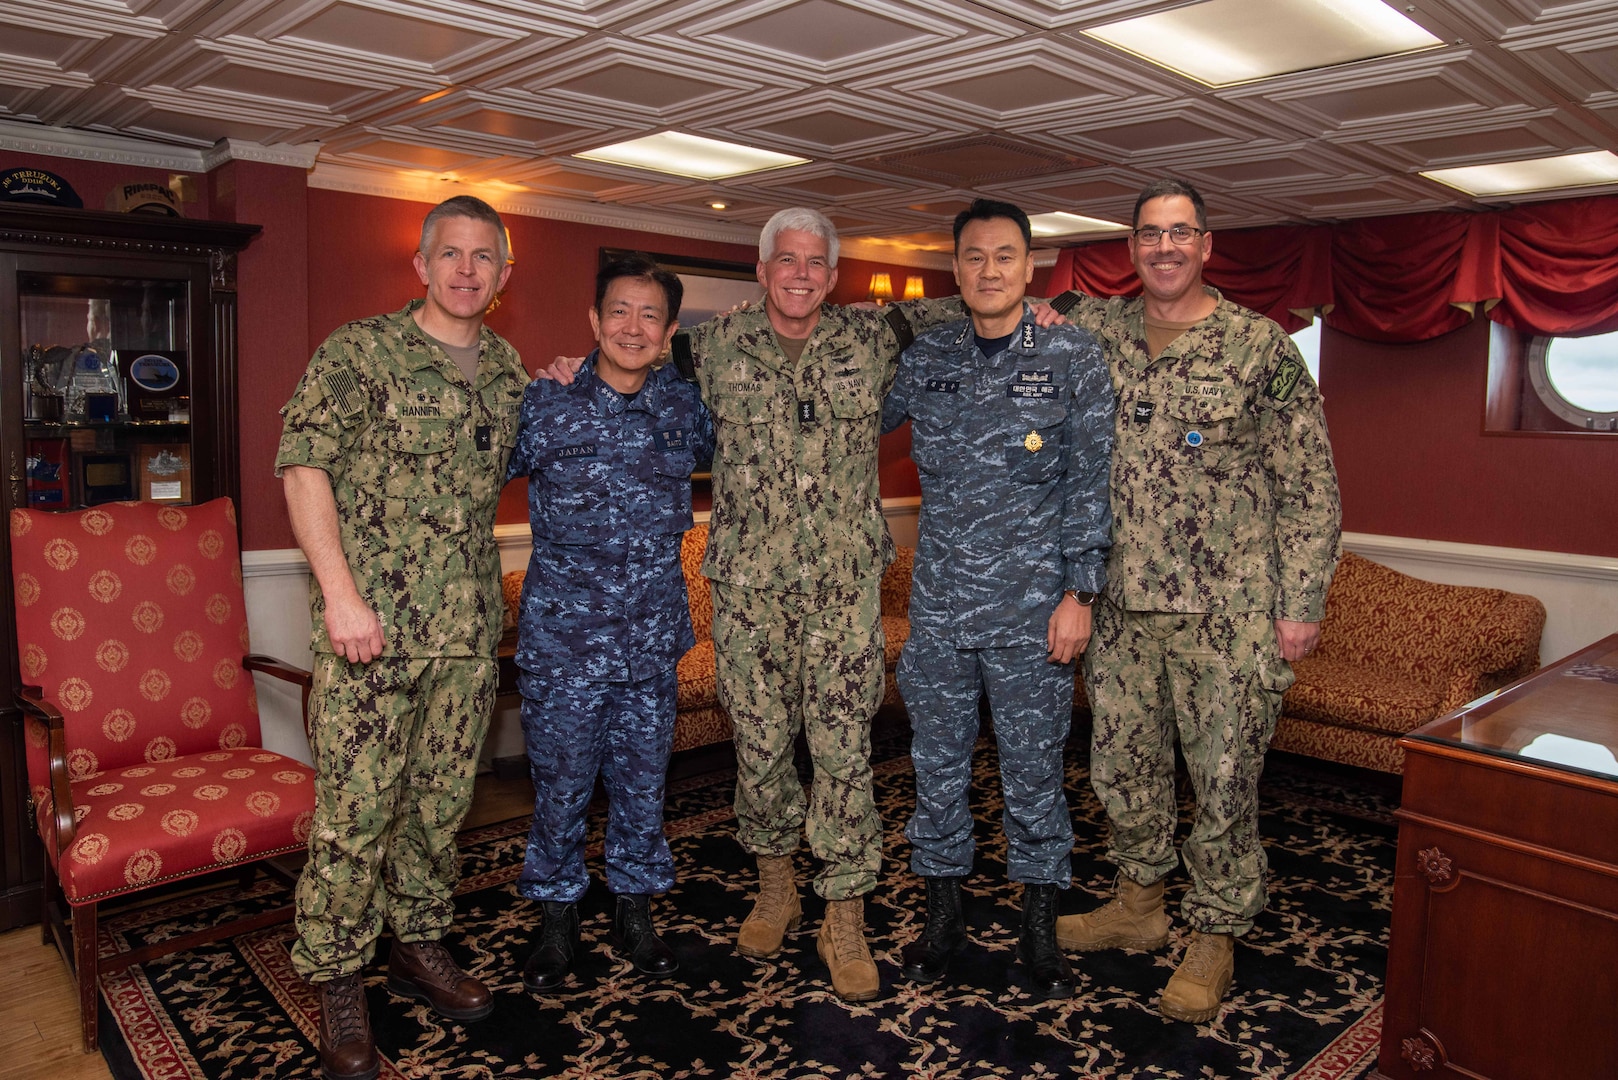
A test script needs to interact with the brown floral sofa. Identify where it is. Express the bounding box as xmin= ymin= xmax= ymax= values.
xmin=1067 ymin=551 xmax=1545 ymax=773
xmin=501 ymin=524 xmax=912 ymax=754
xmin=1266 ymin=552 xmax=1546 ymax=773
